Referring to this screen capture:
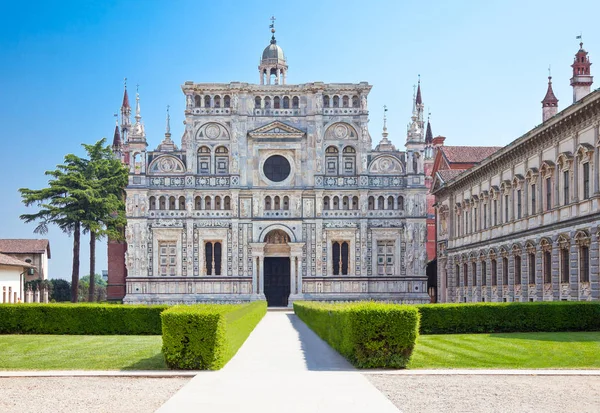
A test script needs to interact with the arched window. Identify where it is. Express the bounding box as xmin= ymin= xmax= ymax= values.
xmin=326 ymin=146 xmax=339 ymax=175
xmin=198 ymin=146 xmax=211 ymax=174
xmin=332 ymin=241 xmax=349 ymax=275
xmin=323 ymin=196 xmax=330 ymax=210
xmin=195 ymin=95 xmax=202 ymax=108
xmin=224 ymin=196 xmax=231 ymax=210
xmin=205 ymin=241 xmax=222 ymax=276
xmin=195 ymin=196 xmax=202 ymax=210
xmin=352 ymin=95 xmax=359 ymax=108
xmin=412 ymin=153 xmax=419 ymax=173
xmin=333 ymin=196 xmax=339 ymax=209
xmin=214 ymin=95 xmax=221 ymax=108
xmin=215 ymin=146 xmax=229 ymax=175
xmin=472 ymin=261 xmax=477 ymax=286
xmin=149 ymin=196 xmax=156 ymax=210
xmin=204 ymin=95 xmax=211 ymax=108
xmin=255 ymin=96 xmax=262 ymax=109
xmin=265 ymin=196 xmax=272 ymax=210
xmin=204 ymin=196 xmax=212 ymax=210
xmin=514 ymin=255 xmax=522 ymax=285
xmin=292 ymin=96 xmax=299 ymax=109
xmin=377 ymin=196 xmax=385 ymax=210
xmin=215 ymin=196 xmax=222 ymax=210
xmin=502 ymin=256 xmax=509 ymax=285
xmin=491 ymin=259 xmax=497 ymax=285
xmin=333 ymin=96 xmax=339 ymax=107
xmin=274 ymin=96 xmax=281 ymax=109
xmin=274 ymin=196 xmax=281 ymax=210
xmin=387 ymin=196 xmax=394 ymax=209
xmin=159 ymin=196 xmax=166 ymax=210
xmin=223 ymin=95 xmax=230 ymax=108
xmin=342 ymin=146 xmax=356 ymax=175
xmin=368 ymin=196 xmax=375 ymax=210
xmin=542 ymin=240 xmax=552 ymax=283
xmin=283 ymin=196 xmax=289 ymax=210
xmin=481 ymin=260 xmax=487 ymax=286
xmin=342 ymin=196 xmax=349 ymax=210
xmin=352 ymin=196 xmax=359 ymax=210
xmin=398 ymin=196 xmax=404 ymax=210
xmin=463 ymin=263 xmax=468 ymax=287
xmin=283 ymin=96 xmax=290 ymax=109
xmin=264 ymin=96 xmax=271 ymax=109
xmin=323 ymin=95 xmax=330 ymax=108
xmin=179 ymin=196 xmax=186 ymax=210
xmin=342 ymin=95 xmax=349 ymax=108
